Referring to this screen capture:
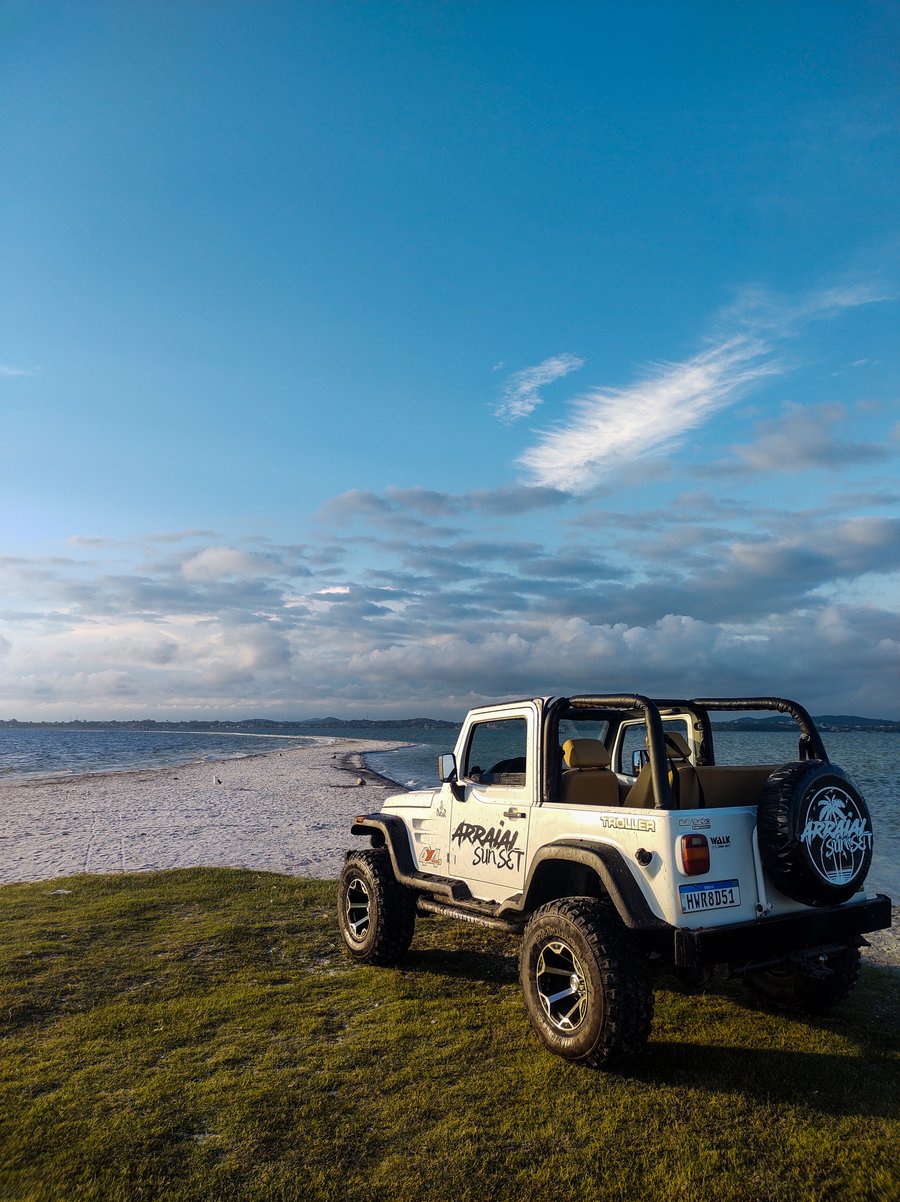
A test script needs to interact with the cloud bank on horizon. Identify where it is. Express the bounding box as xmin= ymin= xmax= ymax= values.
xmin=3 ymin=283 xmax=898 ymax=720
xmin=1 ymin=3 xmax=898 ymax=720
